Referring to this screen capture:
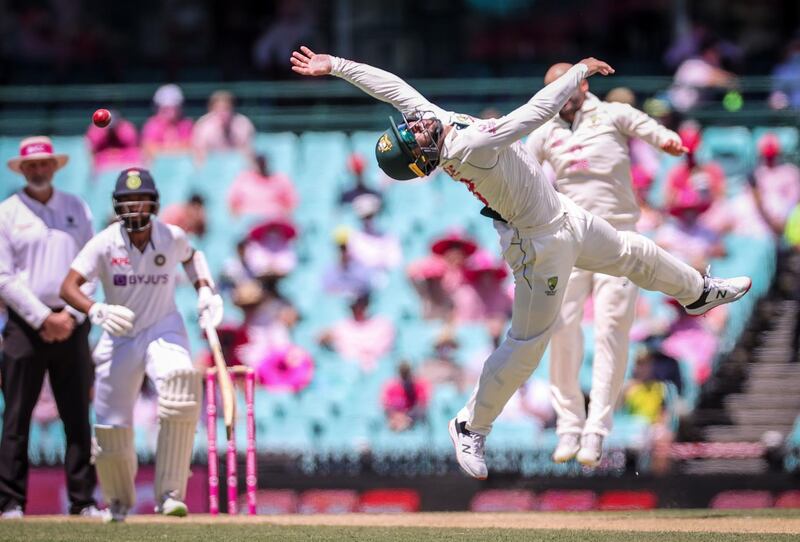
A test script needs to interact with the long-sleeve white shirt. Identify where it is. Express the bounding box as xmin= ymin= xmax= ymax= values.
xmin=0 ymin=189 xmax=94 ymax=328
xmin=330 ymin=57 xmax=589 ymax=229
xmin=526 ymin=94 xmax=680 ymax=225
